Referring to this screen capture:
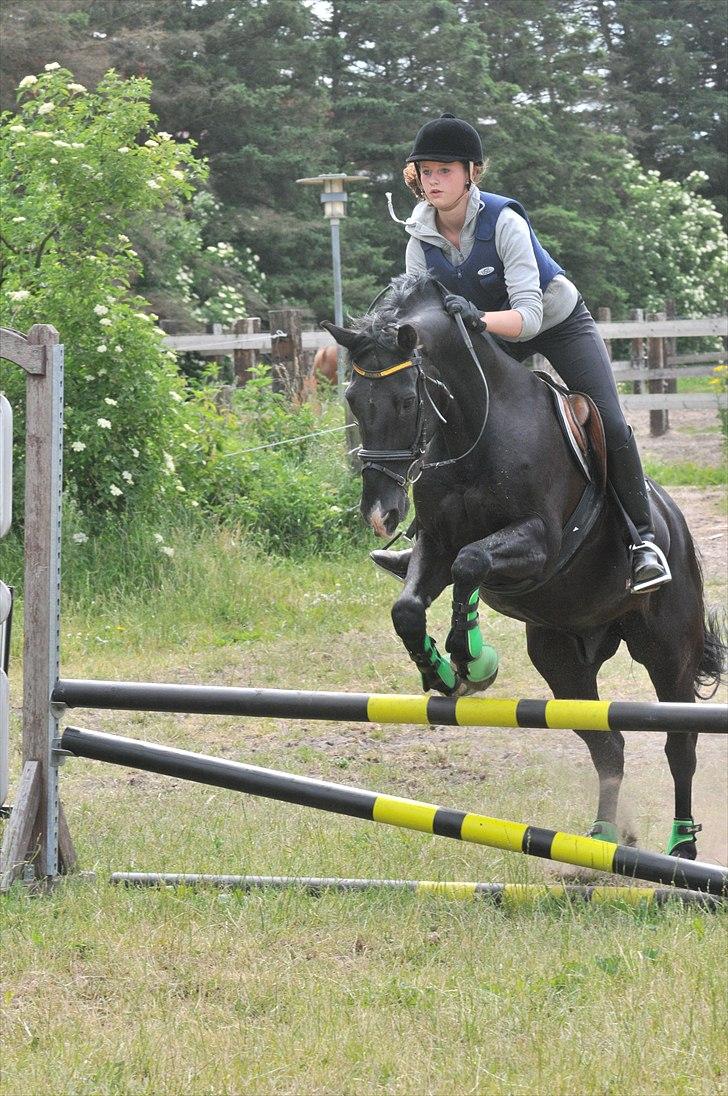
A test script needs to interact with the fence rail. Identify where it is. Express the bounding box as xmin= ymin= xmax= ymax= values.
xmin=162 ymin=312 xmax=727 ymax=432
